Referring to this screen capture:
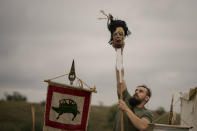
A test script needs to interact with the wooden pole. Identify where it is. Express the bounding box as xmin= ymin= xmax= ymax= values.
xmin=169 ymin=94 xmax=174 ymax=125
xmin=31 ymin=105 xmax=35 ymax=131
xmin=116 ymin=48 xmax=124 ymax=131
xmin=120 ymin=83 xmax=124 ymax=131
